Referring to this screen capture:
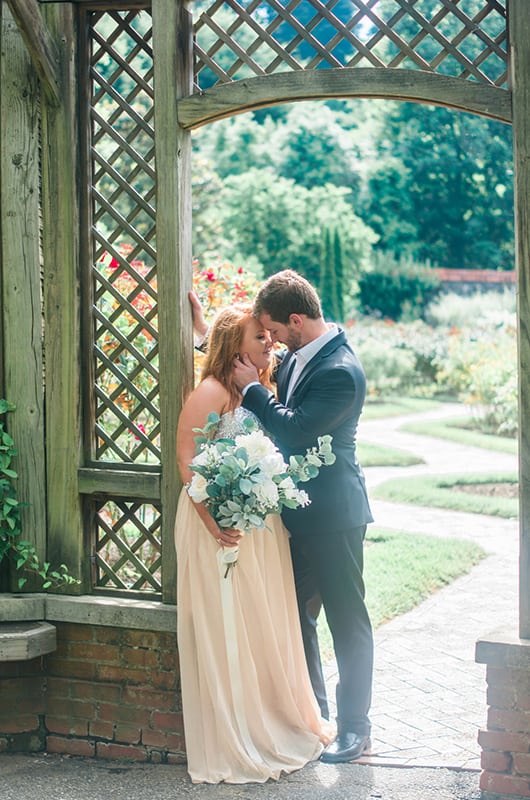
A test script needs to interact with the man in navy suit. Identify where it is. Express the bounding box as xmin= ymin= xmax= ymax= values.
xmin=192 ymin=269 xmax=373 ymax=762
